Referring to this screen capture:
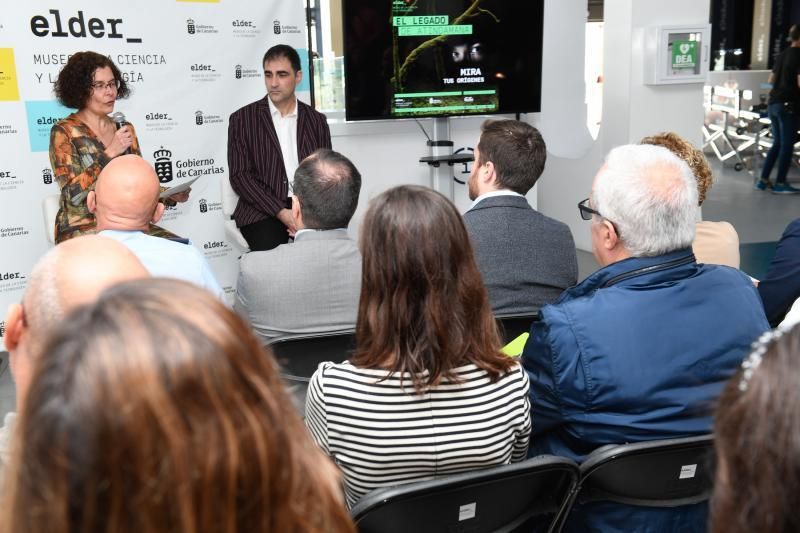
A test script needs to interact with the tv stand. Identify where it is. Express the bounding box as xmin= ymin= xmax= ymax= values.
xmin=419 ymin=117 xmax=473 ymax=201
